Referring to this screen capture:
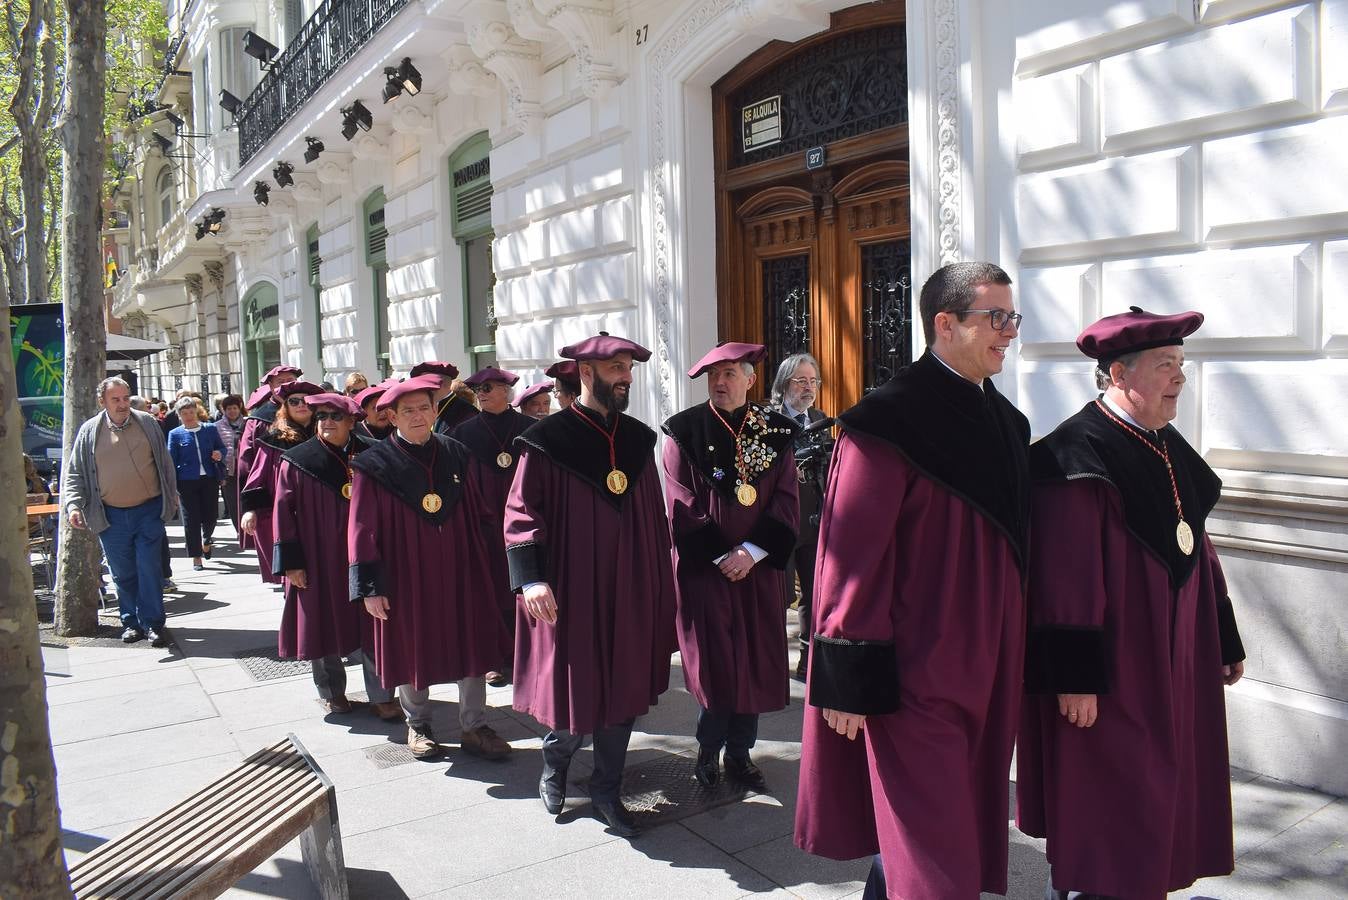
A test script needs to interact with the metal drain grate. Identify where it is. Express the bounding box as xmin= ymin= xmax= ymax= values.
xmin=233 ymin=646 xmax=317 ymax=681
xmin=363 ymin=742 xmax=419 ymax=770
xmin=619 ymin=752 xmax=751 ymax=827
